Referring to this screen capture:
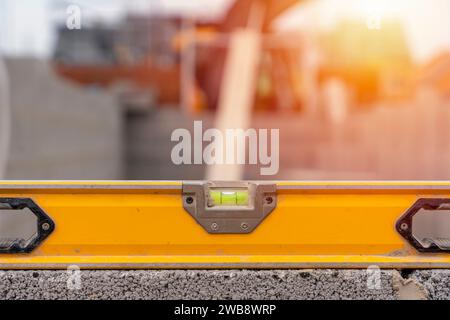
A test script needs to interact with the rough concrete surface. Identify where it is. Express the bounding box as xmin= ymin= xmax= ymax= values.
xmin=0 ymin=269 xmax=448 ymax=300
xmin=411 ymin=270 xmax=450 ymax=300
